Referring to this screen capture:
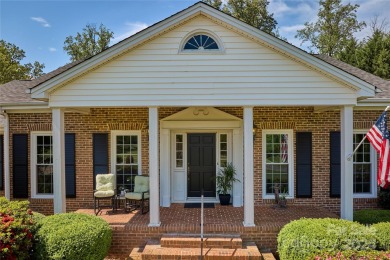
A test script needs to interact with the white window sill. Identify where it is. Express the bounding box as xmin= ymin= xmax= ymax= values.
xmin=353 ymin=194 xmax=377 ymax=199
xmin=31 ymin=194 xmax=54 ymax=199
xmin=263 ymin=195 xmax=294 ymax=200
